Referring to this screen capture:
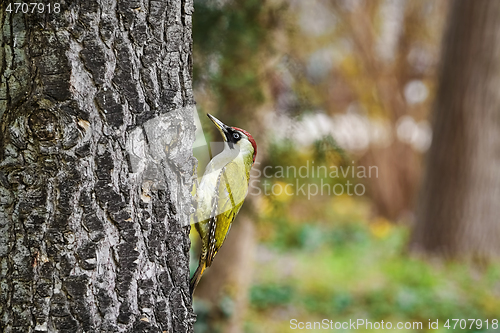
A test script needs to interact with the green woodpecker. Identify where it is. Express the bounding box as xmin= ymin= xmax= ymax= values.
xmin=190 ymin=114 xmax=257 ymax=296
